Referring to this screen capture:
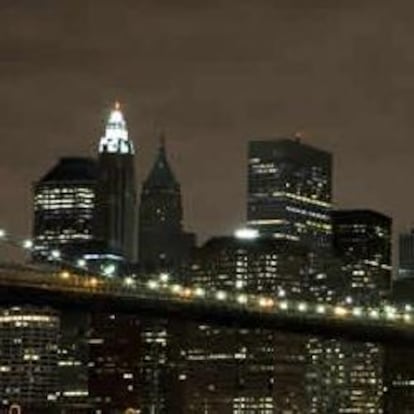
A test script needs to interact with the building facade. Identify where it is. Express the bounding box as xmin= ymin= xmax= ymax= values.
xmin=94 ymin=103 xmax=137 ymax=262
xmin=177 ymin=233 xmax=311 ymax=413
xmin=88 ymin=313 xmax=168 ymax=414
xmin=190 ymin=234 xmax=309 ymax=298
xmin=248 ymin=138 xmax=332 ymax=250
xmin=0 ymin=307 xmax=60 ymax=409
xmin=398 ymin=229 xmax=414 ymax=280
xmin=332 ymin=209 xmax=392 ymax=305
xmin=32 ymin=157 xmax=97 ymax=262
xmin=139 ymin=139 xmax=194 ymax=275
